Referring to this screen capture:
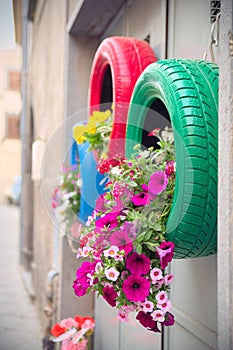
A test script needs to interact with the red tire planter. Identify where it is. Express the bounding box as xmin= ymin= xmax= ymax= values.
xmin=88 ymin=36 xmax=157 ymax=157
